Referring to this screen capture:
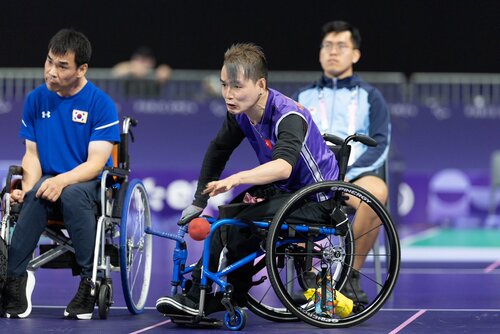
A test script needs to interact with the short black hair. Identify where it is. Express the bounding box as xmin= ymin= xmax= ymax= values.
xmin=321 ymin=21 xmax=361 ymax=49
xmin=132 ymin=46 xmax=155 ymax=60
xmin=223 ymin=43 xmax=268 ymax=85
xmin=48 ymin=28 xmax=92 ymax=67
